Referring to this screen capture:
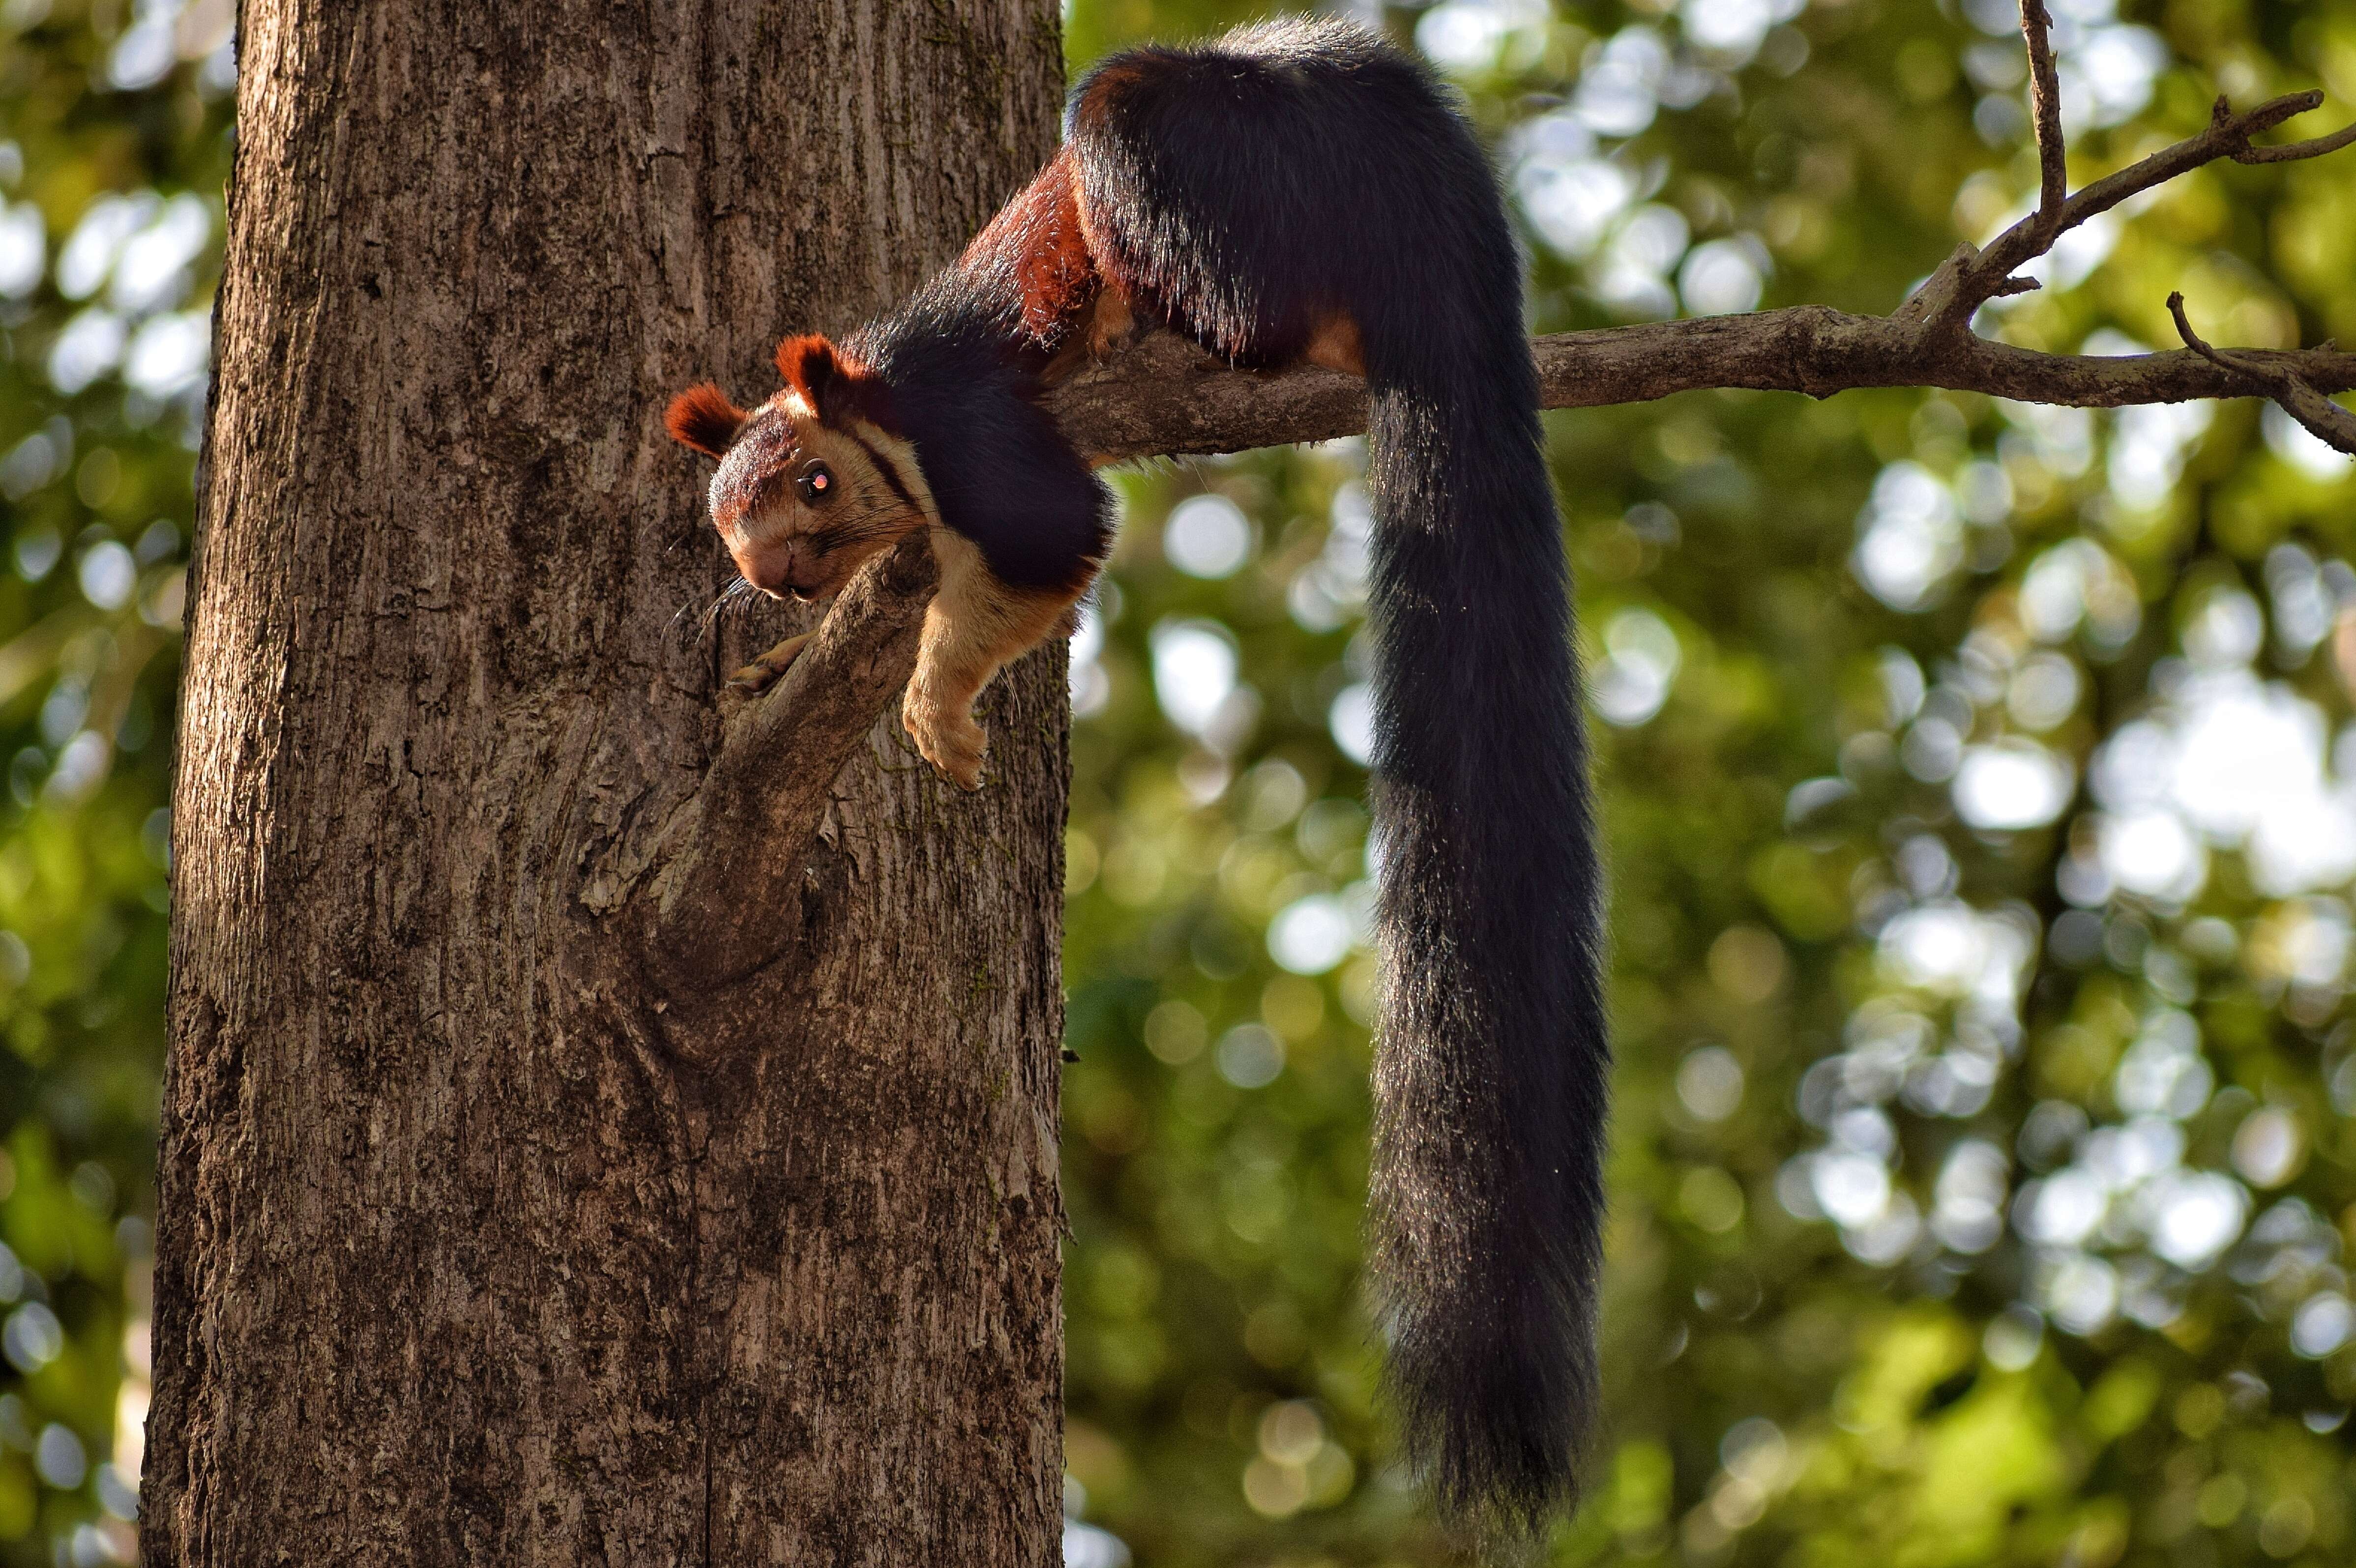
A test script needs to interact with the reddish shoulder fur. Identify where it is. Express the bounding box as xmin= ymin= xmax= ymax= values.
xmin=959 ymin=147 xmax=1101 ymax=345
